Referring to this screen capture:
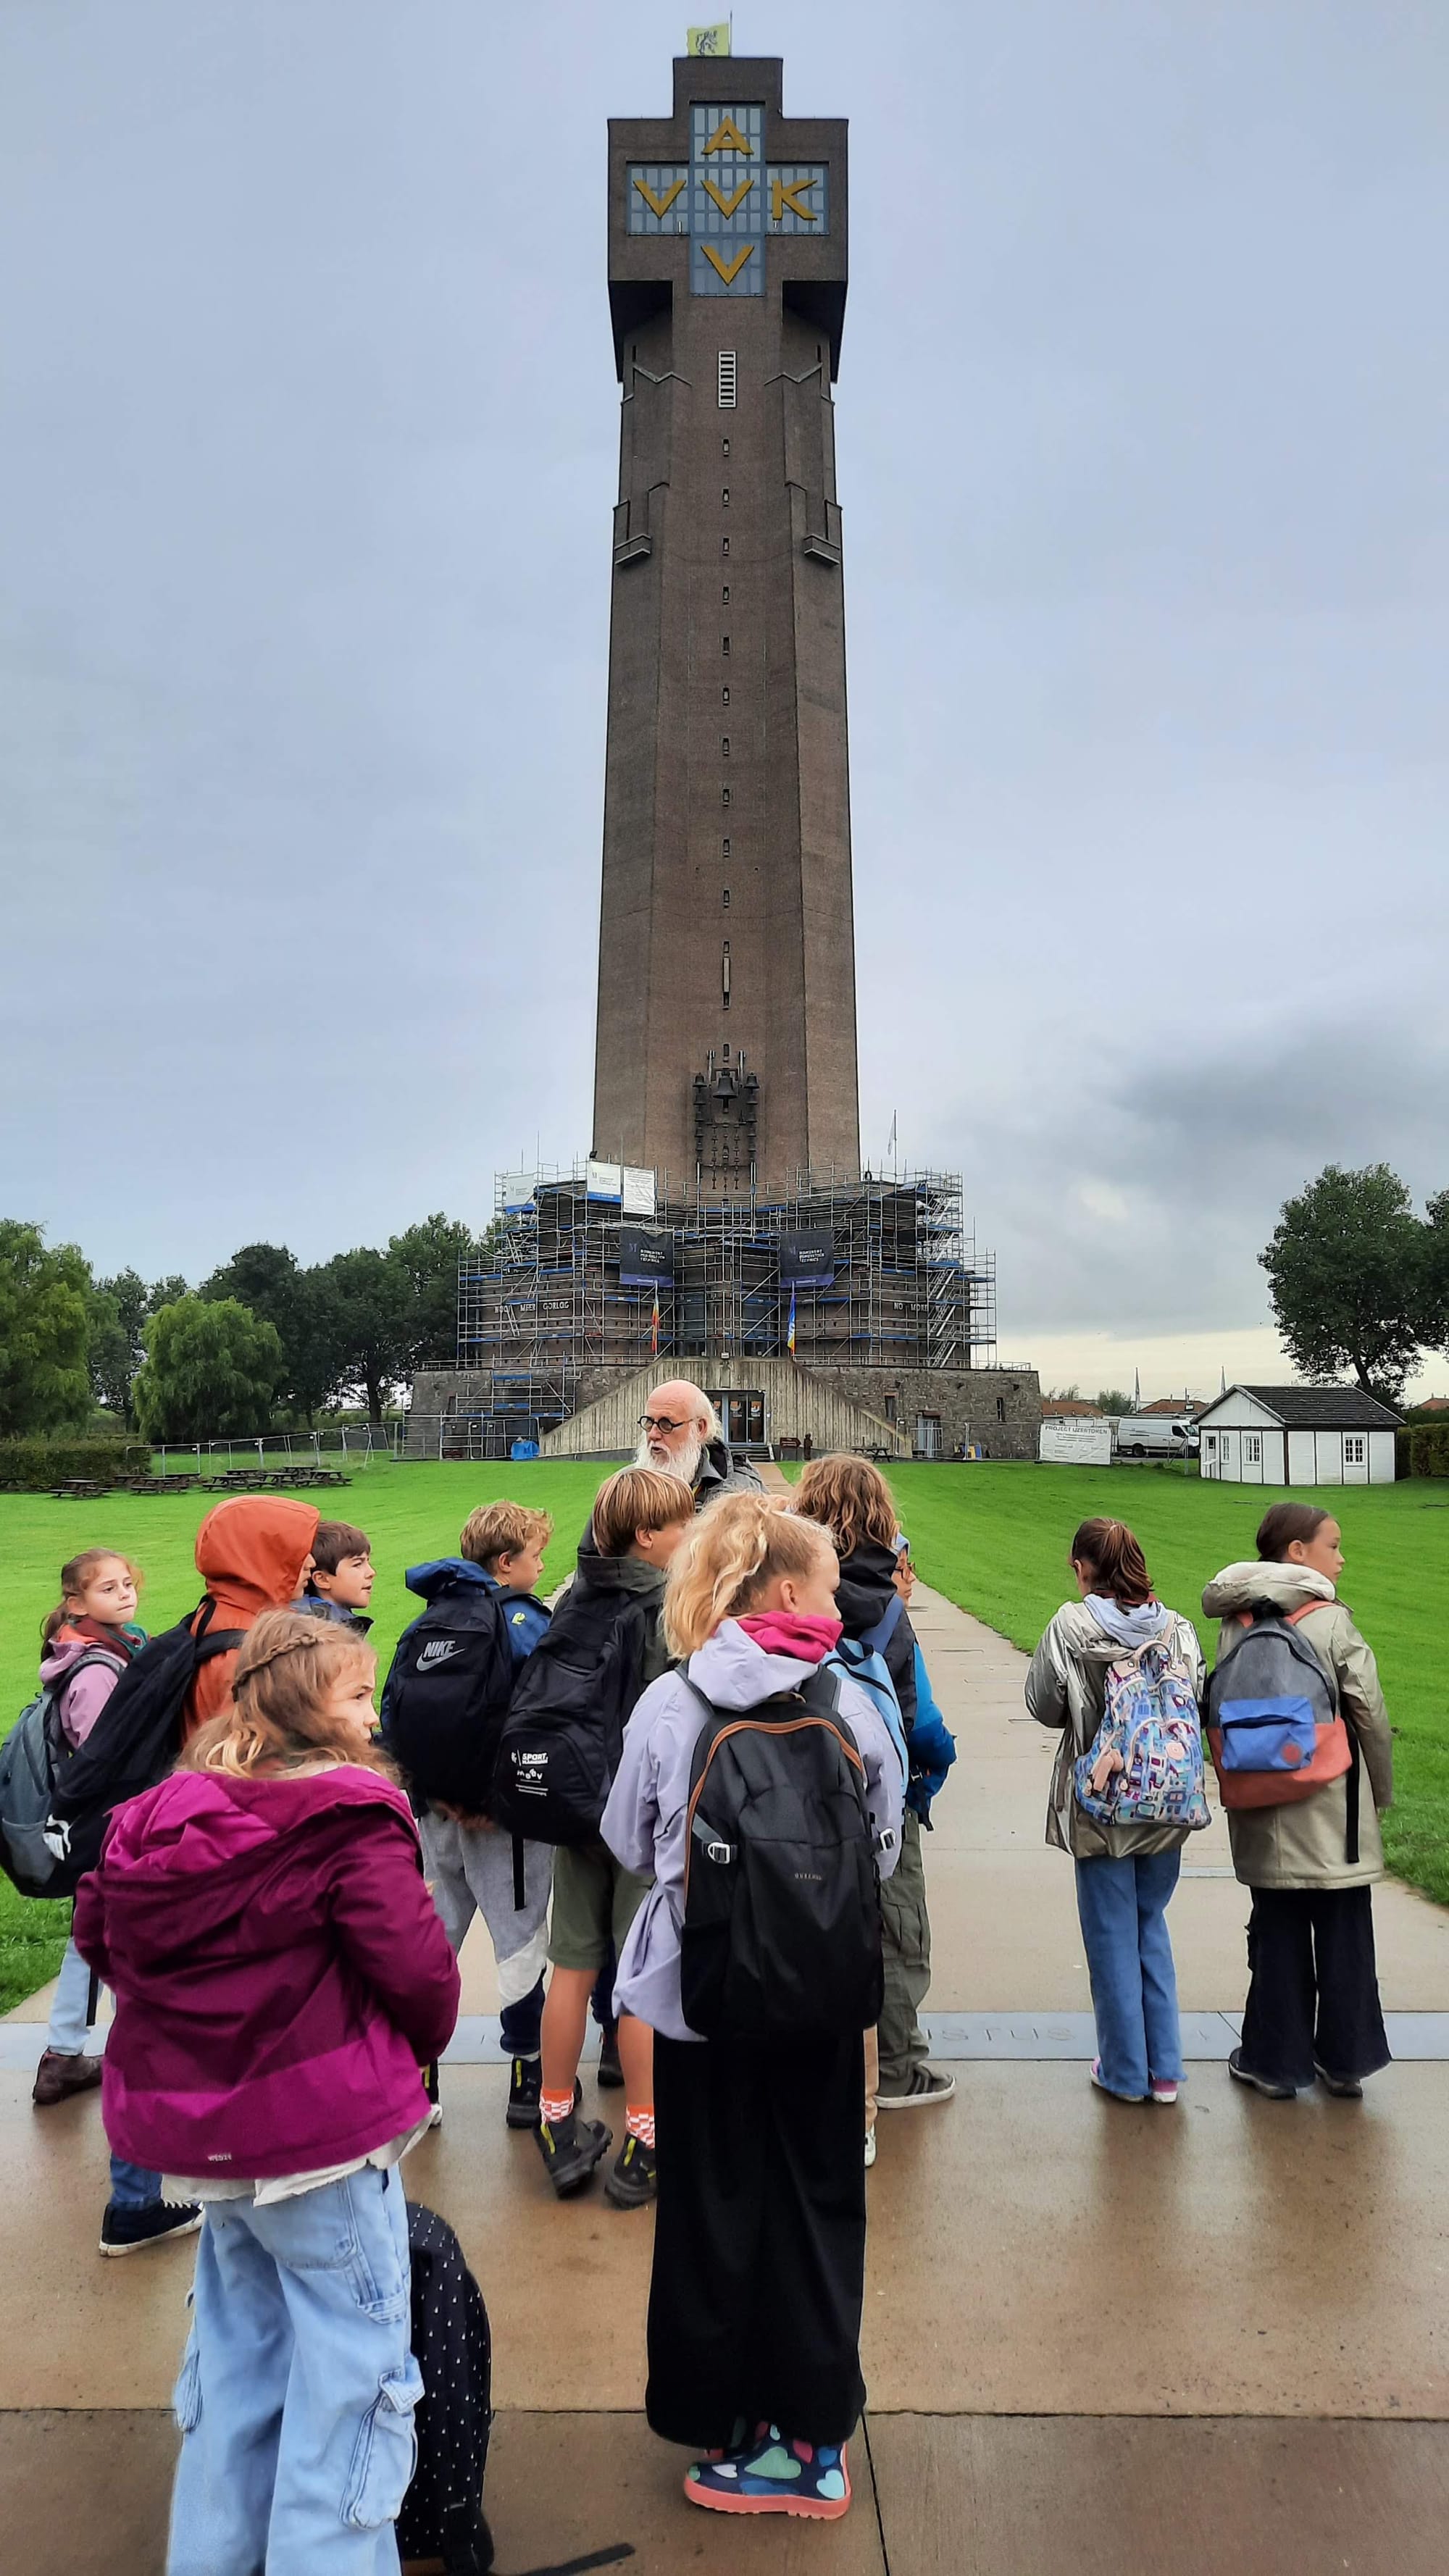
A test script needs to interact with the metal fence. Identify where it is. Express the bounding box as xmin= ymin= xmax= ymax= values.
xmin=152 ymin=1426 xmax=407 ymax=1476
